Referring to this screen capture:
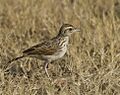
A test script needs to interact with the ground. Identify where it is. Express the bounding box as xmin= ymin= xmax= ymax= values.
xmin=0 ymin=0 xmax=120 ymax=95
